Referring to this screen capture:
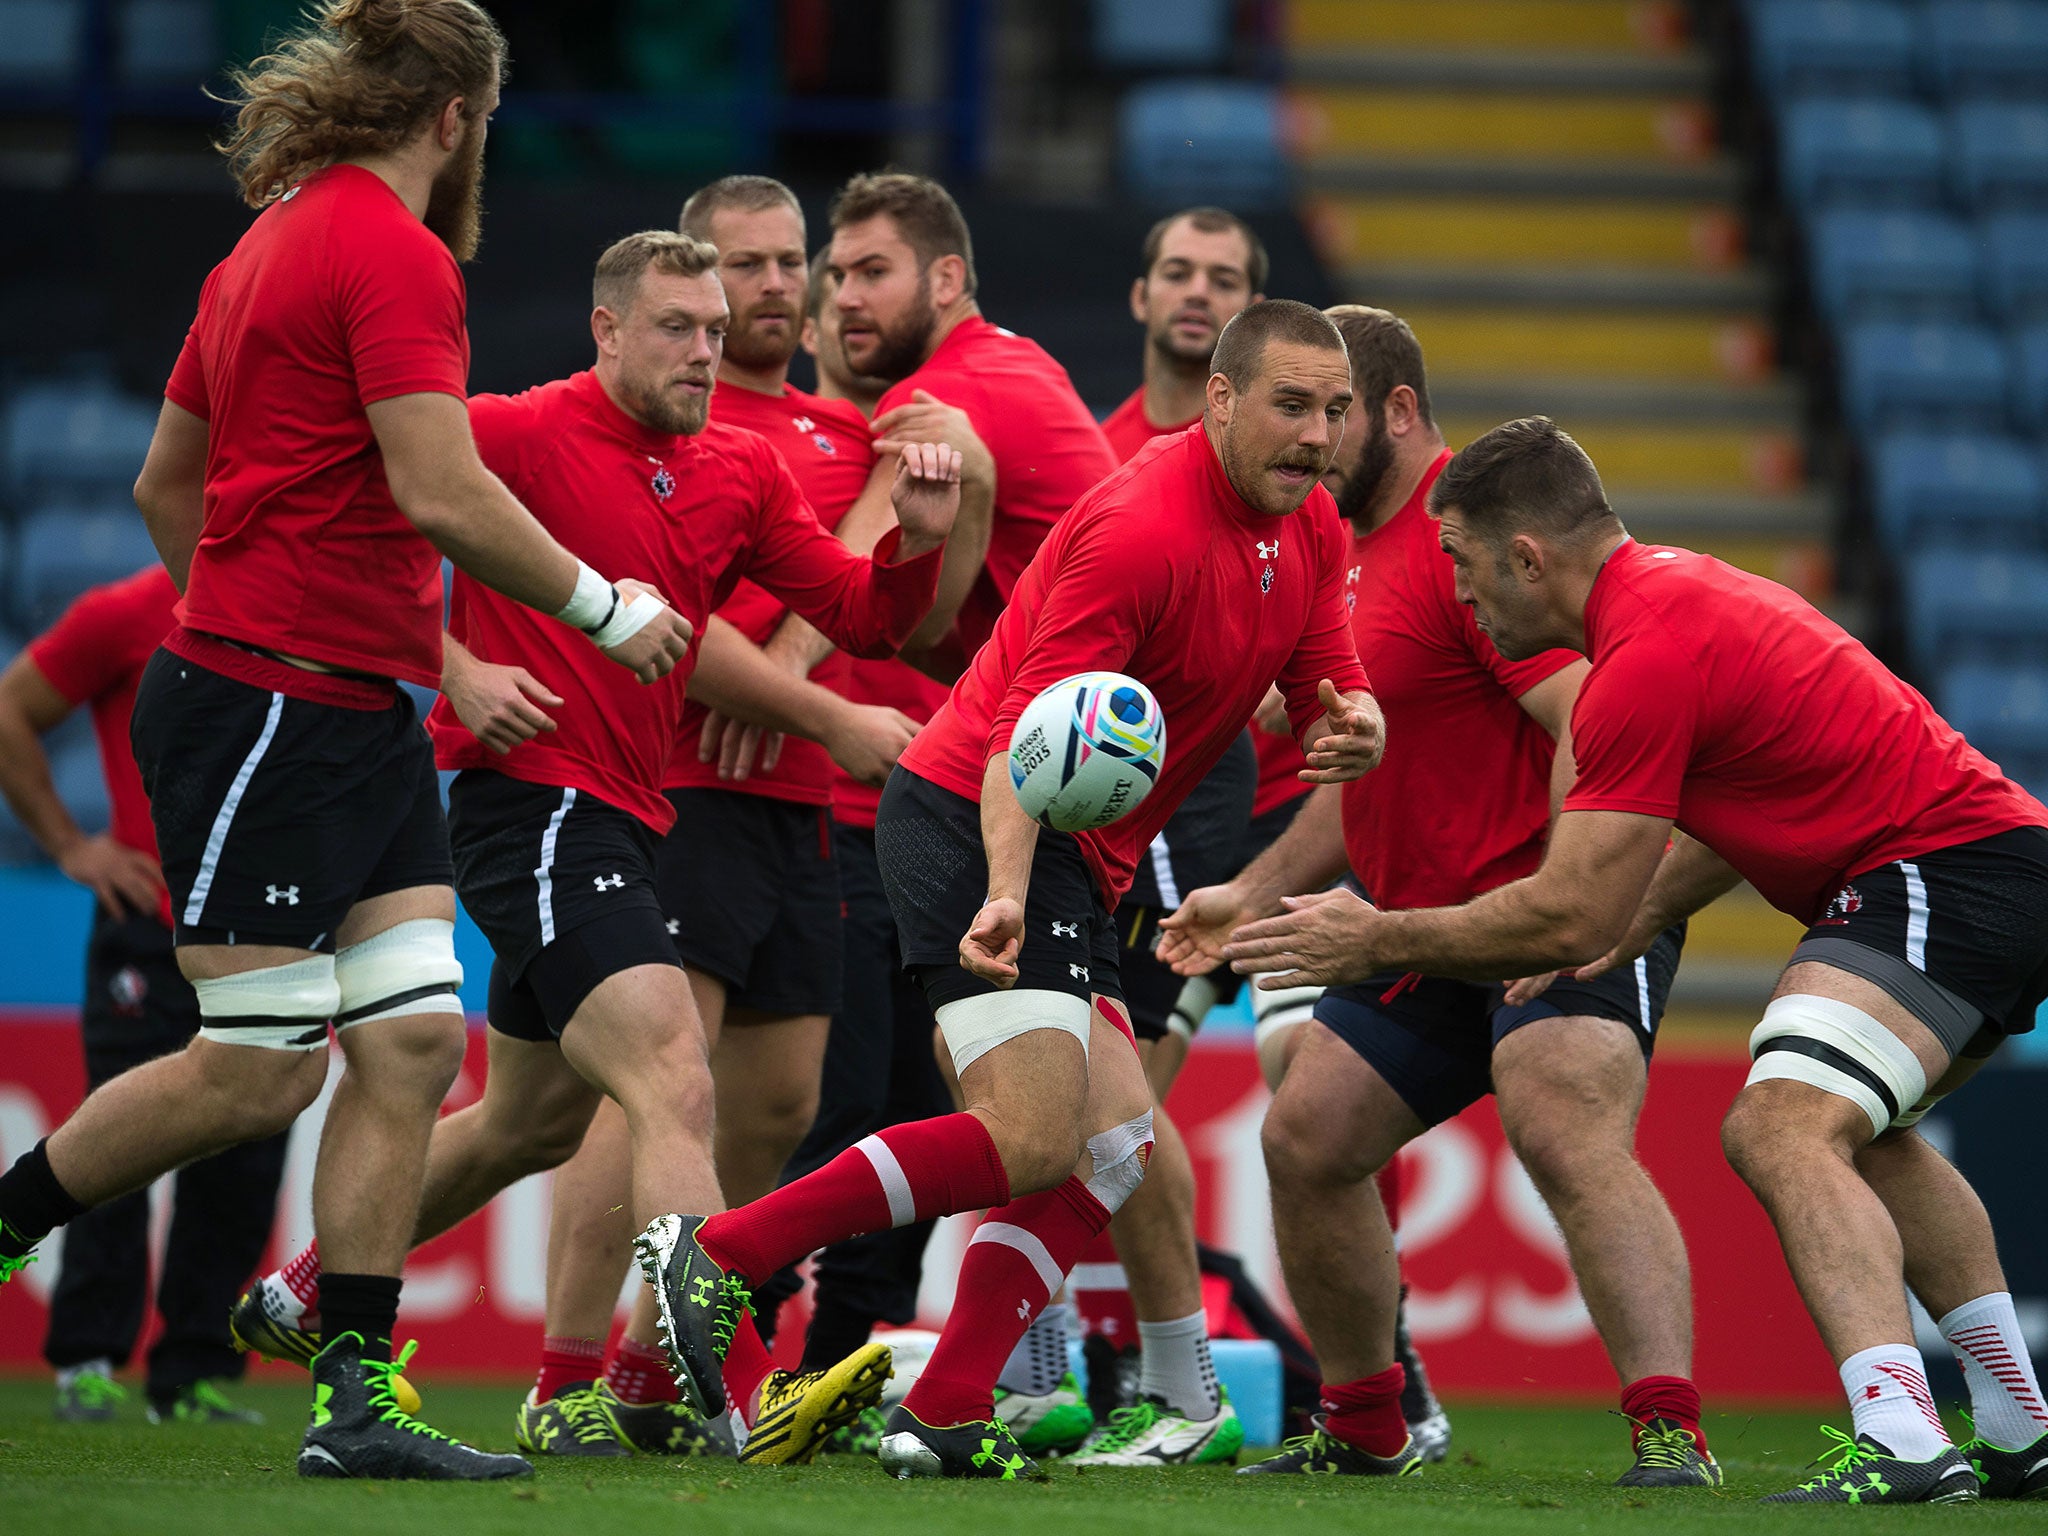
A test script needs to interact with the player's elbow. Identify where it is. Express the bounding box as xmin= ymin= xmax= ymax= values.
xmin=1547 ymin=909 xmax=1624 ymax=968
